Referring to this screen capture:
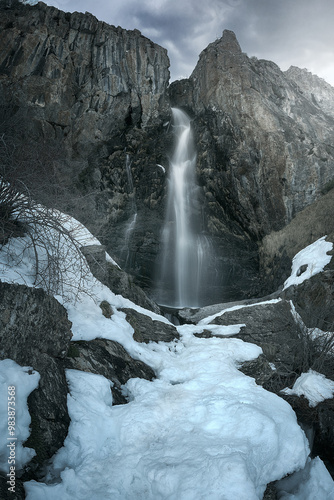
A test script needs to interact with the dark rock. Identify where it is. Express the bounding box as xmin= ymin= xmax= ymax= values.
xmin=81 ymin=244 xmax=161 ymax=313
xmin=121 ymin=308 xmax=179 ymax=344
xmin=281 ymin=394 xmax=334 ymax=478
xmin=239 ymin=354 xmax=275 ymax=386
xmin=260 ymin=190 xmax=334 ymax=293
xmin=0 ymin=475 xmax=25 ymax=500
xmin=65 ymin=339 xmax=155 ymax=405
xmin=81 ymin=245 xmax=108 ymax=283
xmin=99 ymin=300 xmax=113 ymax=318
xmin=0 ymin=281 xmax=72 ymax=480
xmin=282 ymin=270 xmax=334 ymax=332
xmin=2 ymin=4 xmax=334 ymax=303
xmin=210 ymin=300 xmax=303 ymax=372
xmin=105 ymin=262 xmax=161 ymax=314
xmin=263 ymin=482 xmax=277 ymax=500
xmin=178 ymin=291 xmax=281 ymax=324
xmin=315 ymin=399 xmax=334 ymax=477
